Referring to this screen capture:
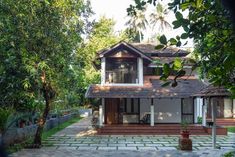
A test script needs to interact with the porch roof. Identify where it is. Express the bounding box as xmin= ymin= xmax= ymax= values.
xmin=85 ymin=76 xmax=206 ymax=99
xmin=193 ymin=85 xmax=231 ymax=97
